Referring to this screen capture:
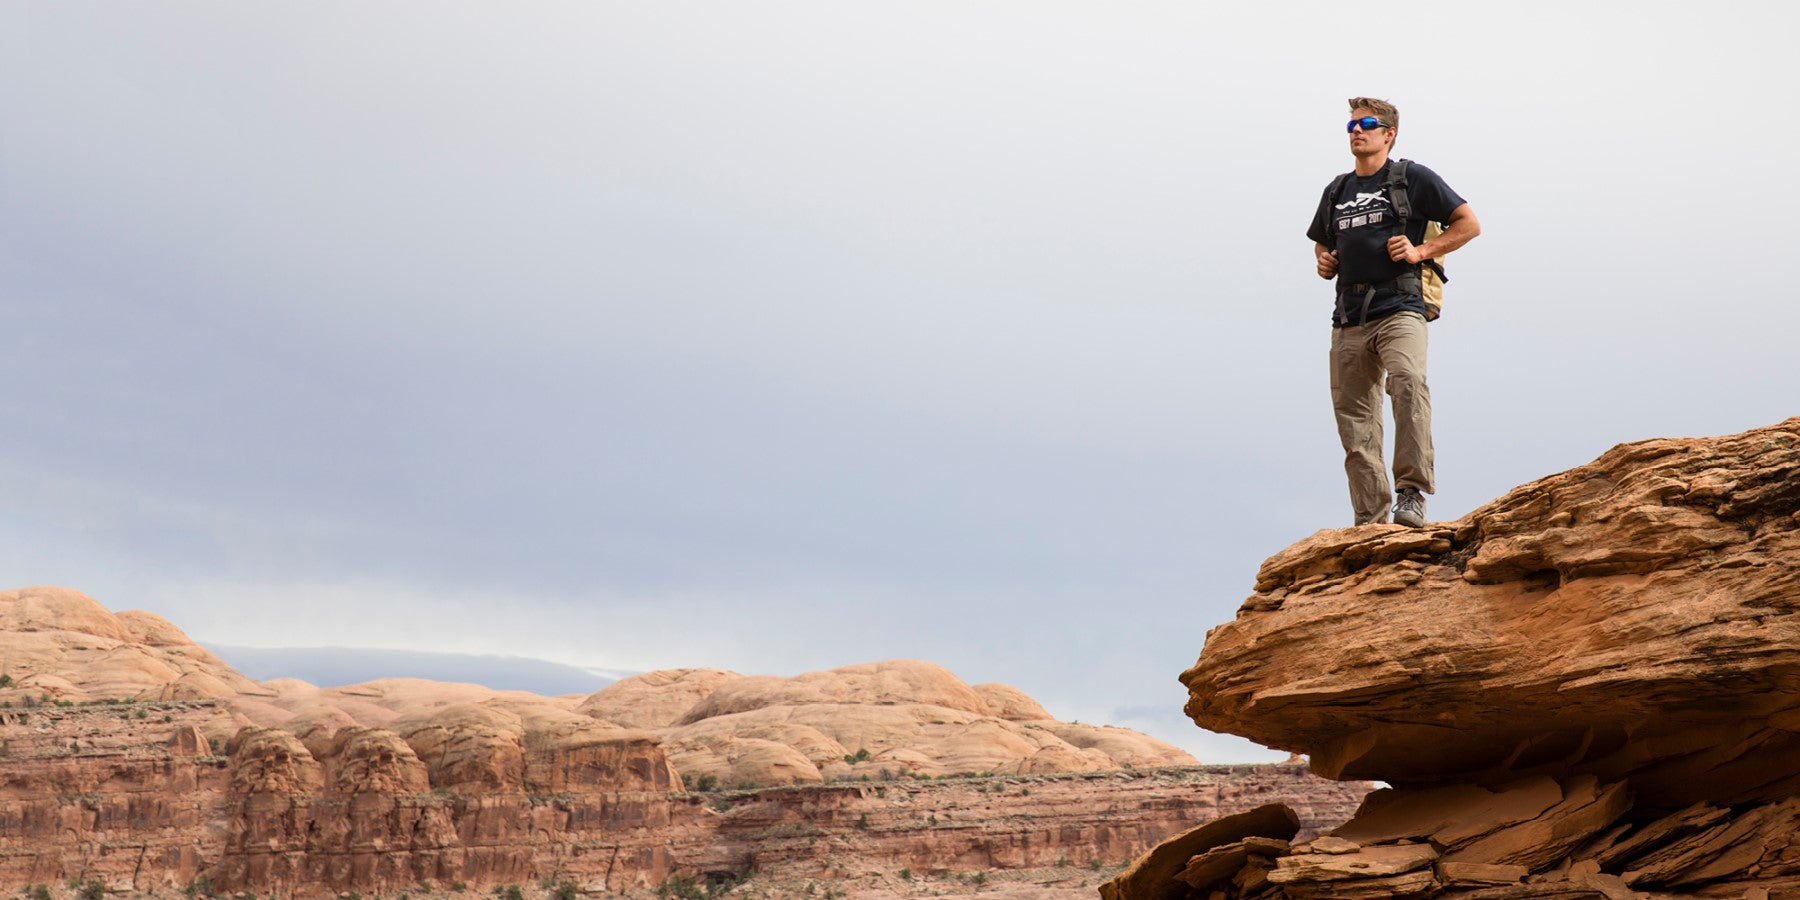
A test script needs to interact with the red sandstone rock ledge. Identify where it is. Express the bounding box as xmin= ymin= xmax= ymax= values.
xmin=1108 ymin=418 xmax=1800 ymax=898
